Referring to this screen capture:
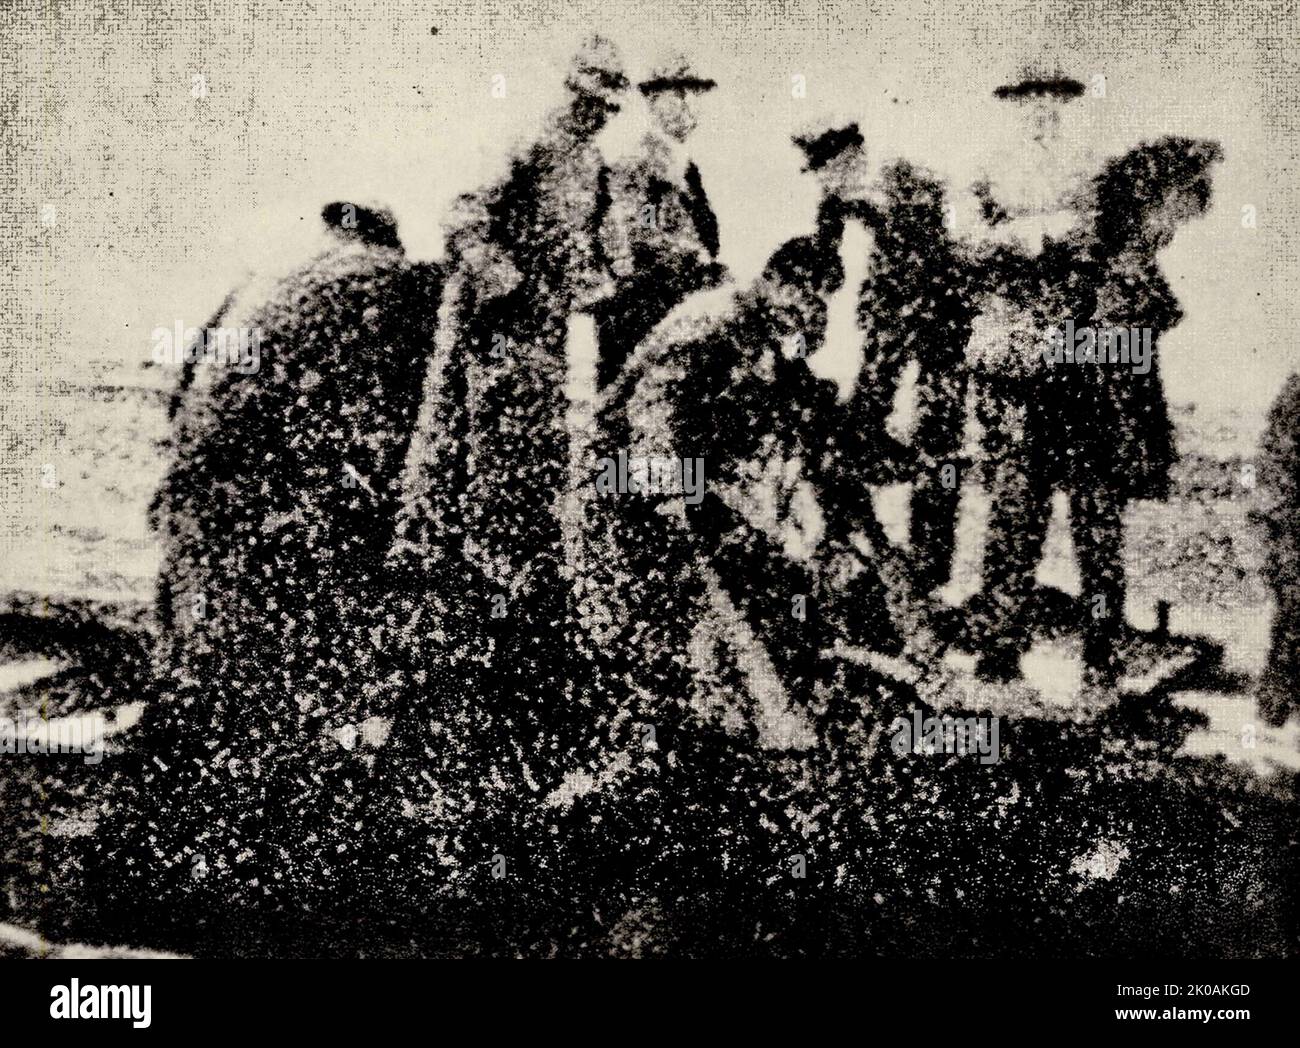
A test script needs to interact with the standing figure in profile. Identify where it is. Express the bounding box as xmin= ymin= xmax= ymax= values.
xmin=378 ymin=37 xmax=631 ymax=904
xmin=962 ymin=68 xmax=1221 ymax=697
xmin=784 ymin=121 xmax=922 ymax=661
xmin=593 ymin=54 xmax=727 ymax=390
